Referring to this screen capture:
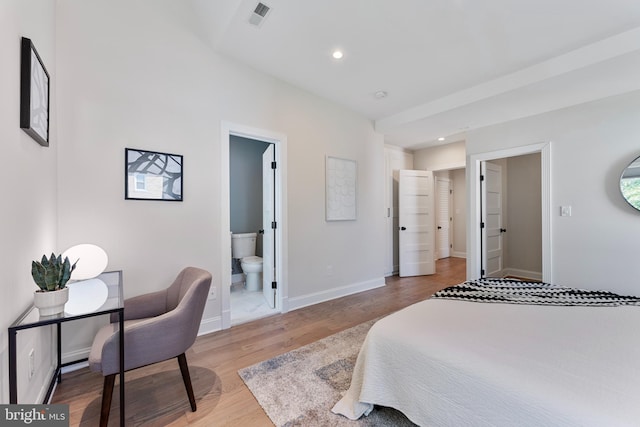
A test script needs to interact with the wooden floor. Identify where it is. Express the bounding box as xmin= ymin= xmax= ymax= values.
xmin=52 ymin=257 xmax=466 ymax=426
